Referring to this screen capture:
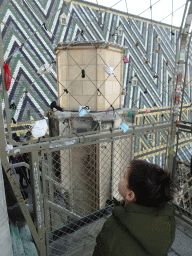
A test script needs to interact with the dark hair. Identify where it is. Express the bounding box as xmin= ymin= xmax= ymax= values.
xmin=128 ymin=160 xmax=176 ymax=208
